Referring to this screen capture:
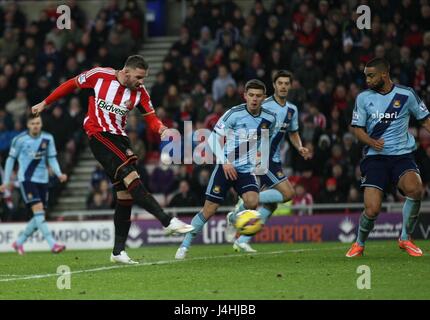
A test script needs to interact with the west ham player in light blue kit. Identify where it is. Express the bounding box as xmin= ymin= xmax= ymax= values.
xmin=225 ymin=70 xmax=311 ymax=253
xmin=175 ymin=79 xmax=276 ymax=259
xmin=0 ymin=114 xmax=68 ymax=254
xmin=346 ymin=58 xmax=430 ymax=257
